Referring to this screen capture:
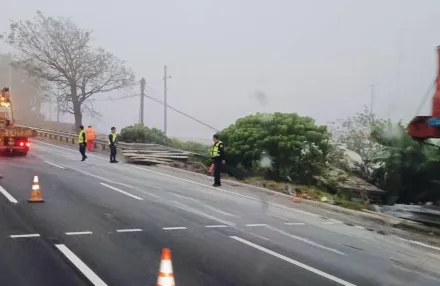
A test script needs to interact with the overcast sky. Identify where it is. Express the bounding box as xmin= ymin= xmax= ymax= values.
xmin=1 ymin=0 xmax=440 ymax=142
